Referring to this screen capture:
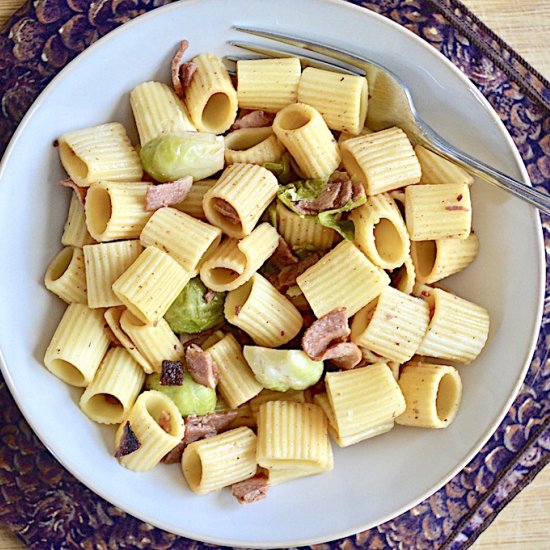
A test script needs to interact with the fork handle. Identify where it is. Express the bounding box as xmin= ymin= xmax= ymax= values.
xmin=421 ymin=132 xmax=550 ymax=216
